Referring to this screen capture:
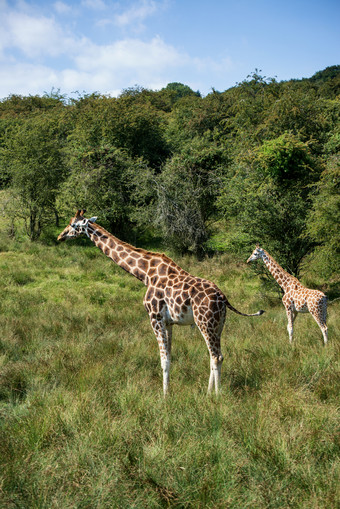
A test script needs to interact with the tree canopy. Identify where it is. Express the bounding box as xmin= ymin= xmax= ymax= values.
xmin=0 ymin=67 xmax=339 ymax=288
